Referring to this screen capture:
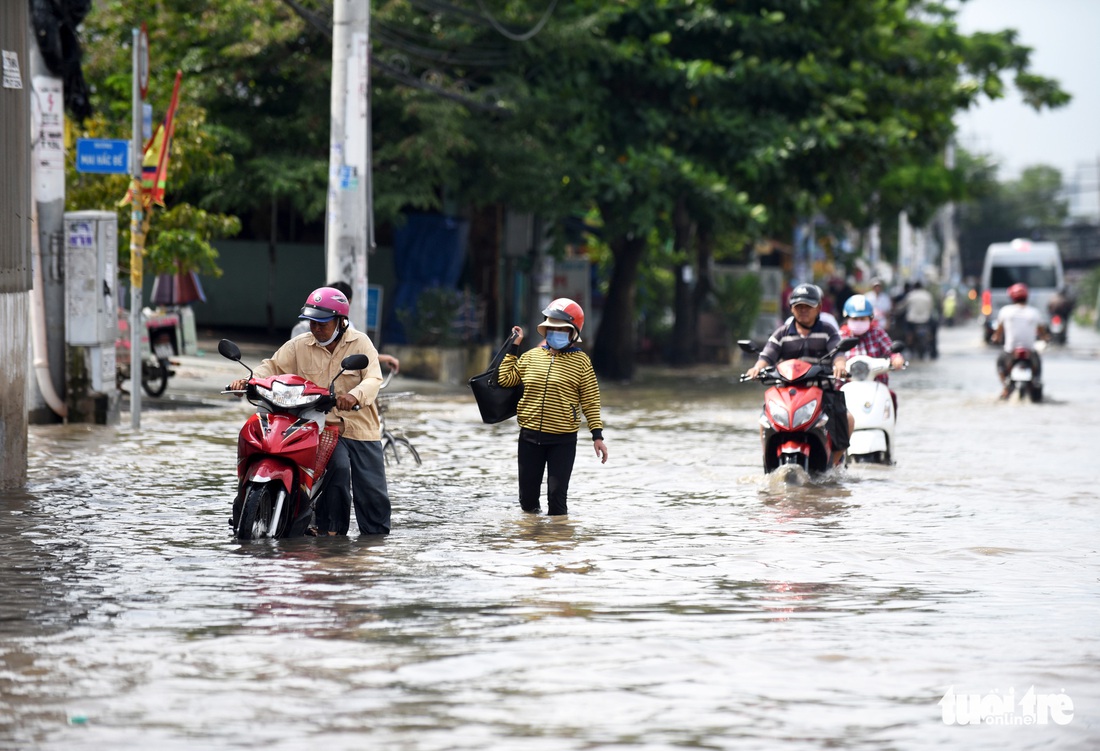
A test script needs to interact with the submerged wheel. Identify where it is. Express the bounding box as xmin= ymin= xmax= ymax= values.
xmin=778 ymin=453 xmax=808 ymax=471
xmin=237 ymin=483 xmax=276 ymax=540
xmin=141 ymin=359 xmax=169 ymax=397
